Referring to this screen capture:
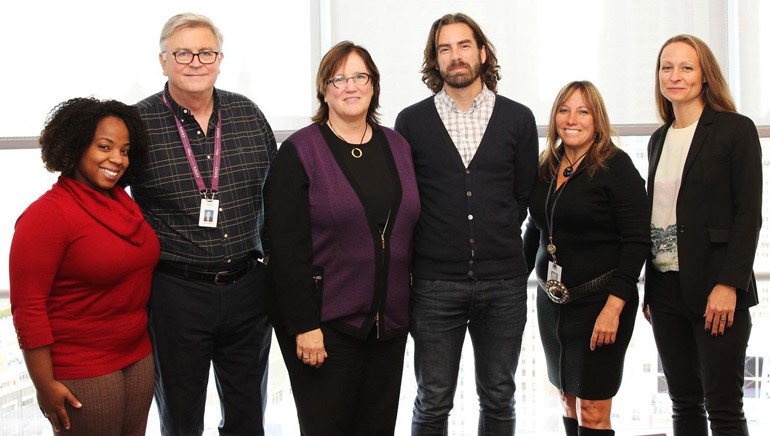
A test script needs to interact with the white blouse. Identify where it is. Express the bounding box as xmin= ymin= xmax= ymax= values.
xmin=651 ymin=119 xmax=698 ymax=272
